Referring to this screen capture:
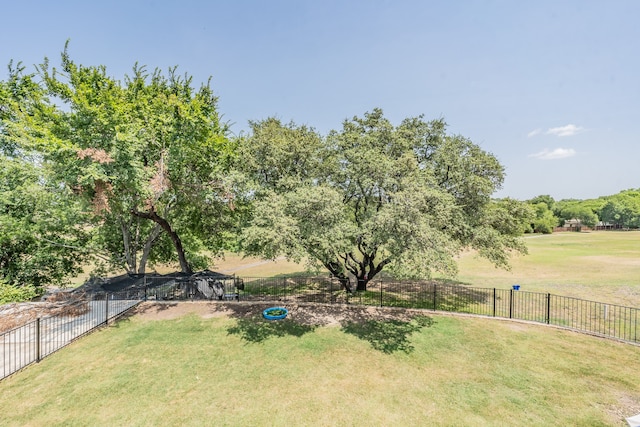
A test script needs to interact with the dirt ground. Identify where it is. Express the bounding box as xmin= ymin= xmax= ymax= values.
xmin=131 ymin=301 xmax=431 ymax=326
